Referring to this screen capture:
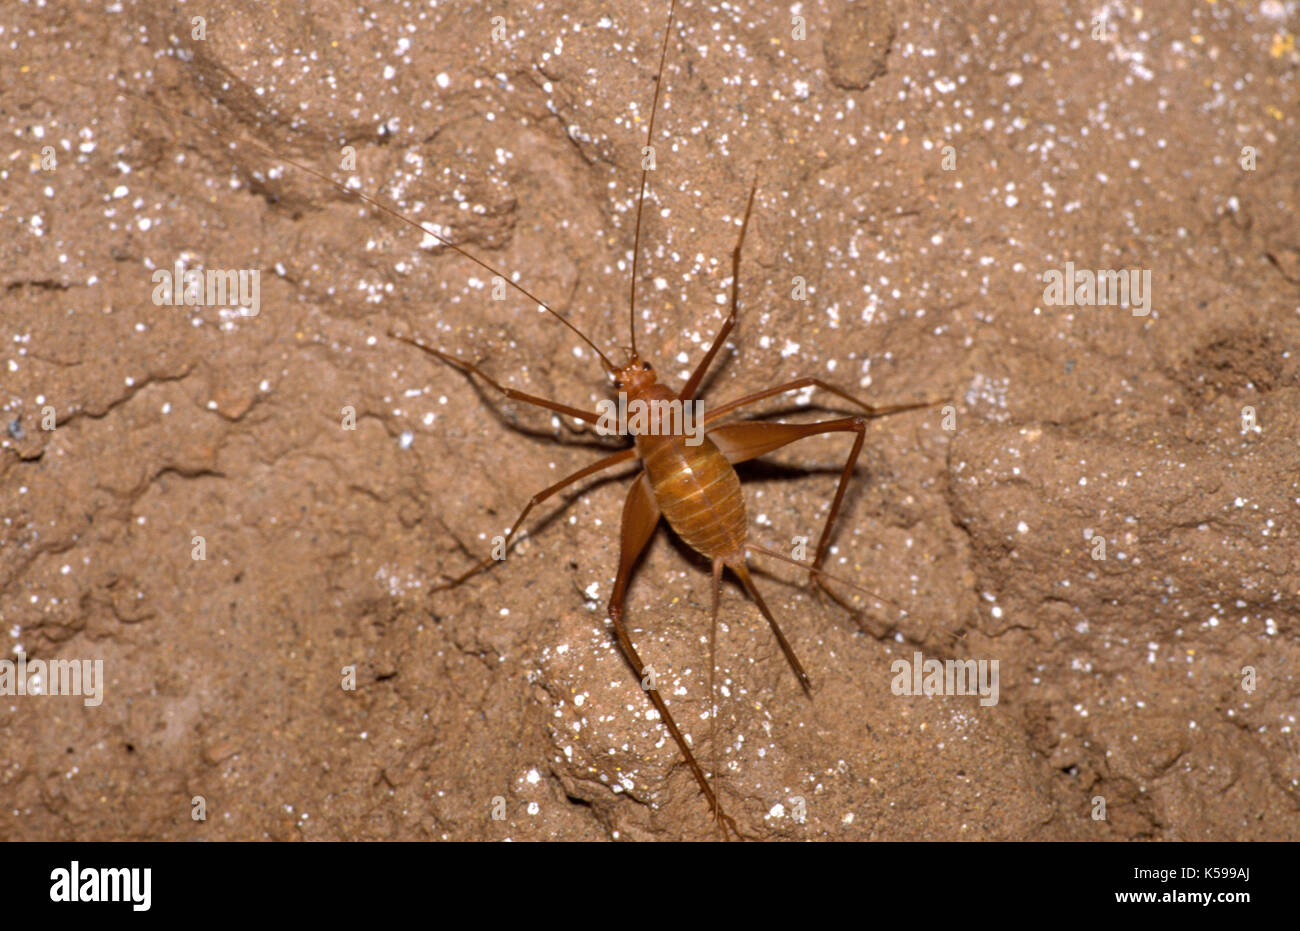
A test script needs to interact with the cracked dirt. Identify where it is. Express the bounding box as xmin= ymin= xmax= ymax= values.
xmin=2 ymin=0 xmax=1298 ymax=840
